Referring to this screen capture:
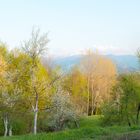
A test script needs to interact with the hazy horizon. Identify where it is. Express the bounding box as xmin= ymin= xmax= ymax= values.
xmin=0 ymin=0 xmax=140 ymax=56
